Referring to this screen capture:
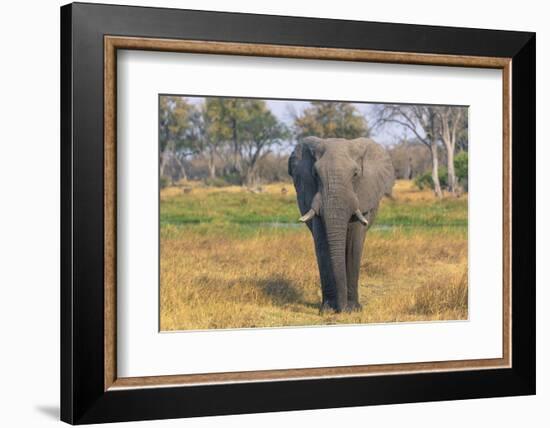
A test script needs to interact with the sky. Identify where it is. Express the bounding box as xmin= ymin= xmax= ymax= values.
xmin=183 ymin=95 xmax=413 ymax=150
